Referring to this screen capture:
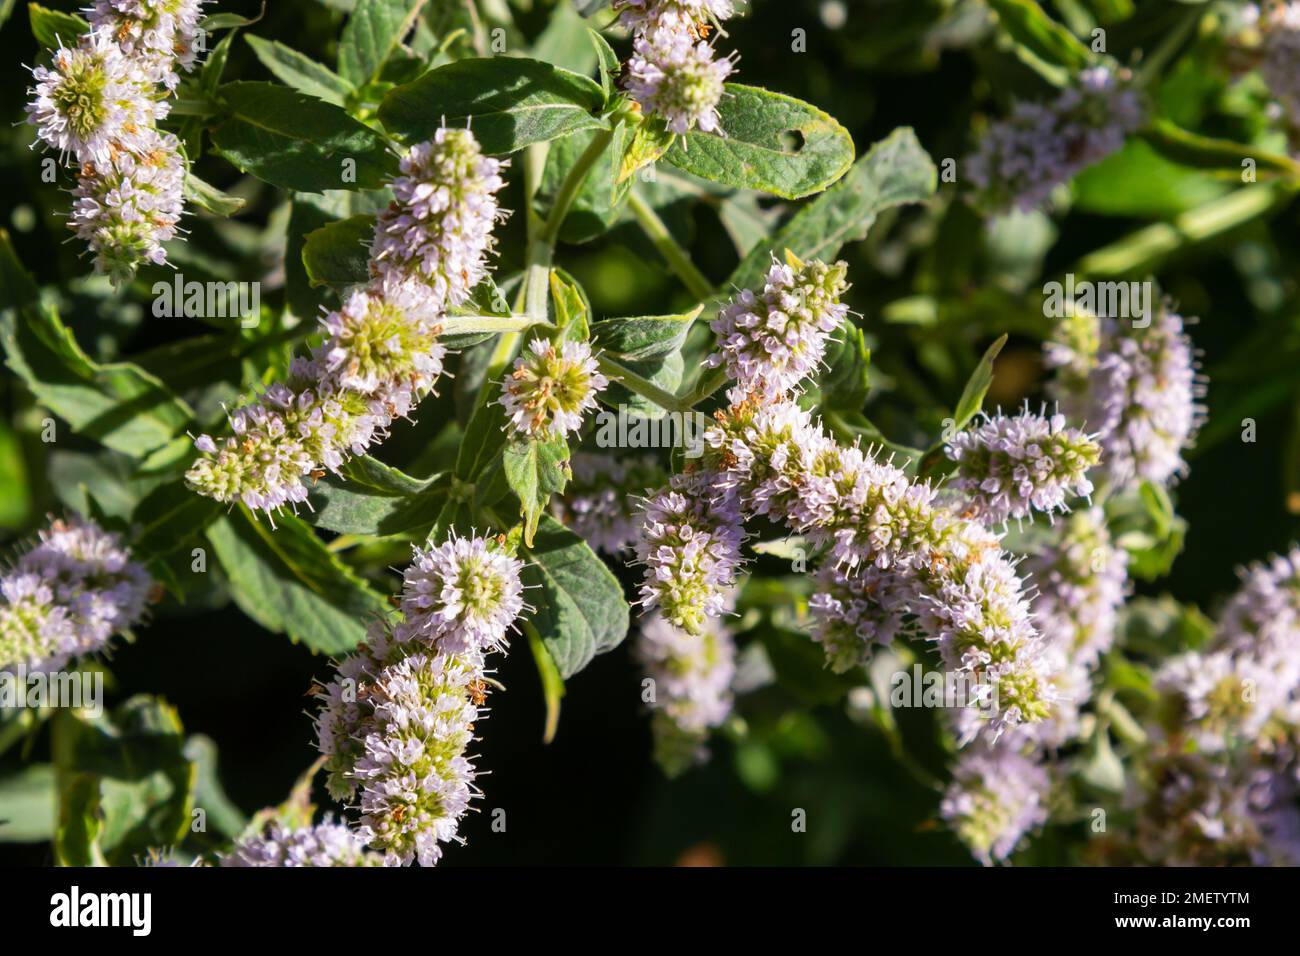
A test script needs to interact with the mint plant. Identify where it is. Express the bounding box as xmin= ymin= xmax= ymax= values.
xmin=2 ymin=0 xmax=1299 ymax=870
